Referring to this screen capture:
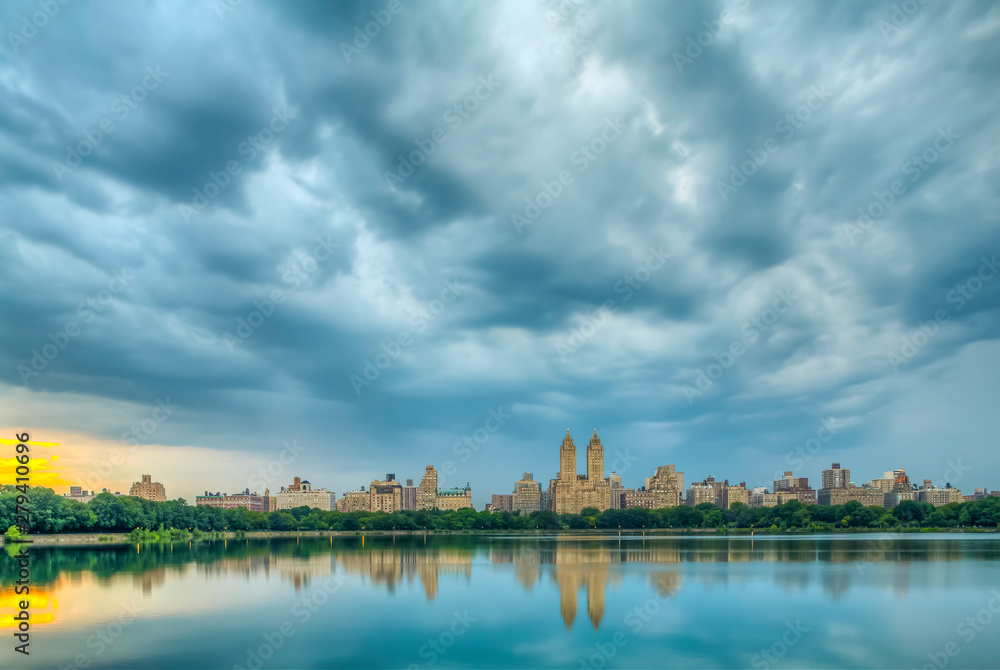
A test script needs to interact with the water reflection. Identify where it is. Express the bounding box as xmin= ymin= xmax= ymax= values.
xmin=3 ymin=534 xmax=999 ymax=633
